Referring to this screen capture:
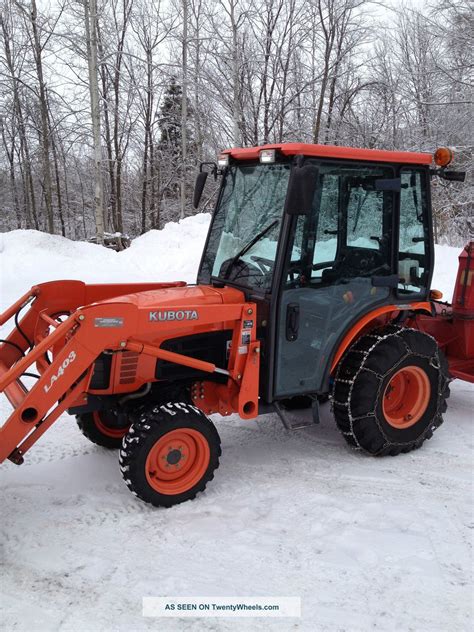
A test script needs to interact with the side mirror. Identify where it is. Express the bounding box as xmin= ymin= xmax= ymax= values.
xmin=284 ymin=163 xmax=319 ymax=215
xmin=441 ymin=170 xmax=466 ymax=182
xmin=193 ymin=171 xmax=208 ymax=209
xmin=430 ymin=168 xmax=466 ymax=182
